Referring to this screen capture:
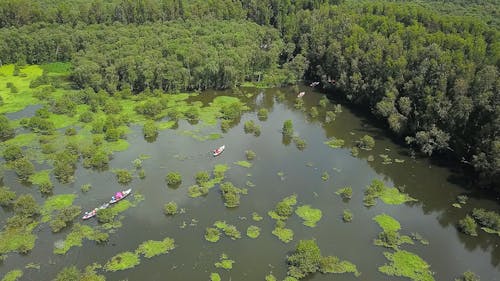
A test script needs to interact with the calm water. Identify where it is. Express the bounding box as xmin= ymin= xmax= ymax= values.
xmin=1 ymin=87 xmax=499 ymax=280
